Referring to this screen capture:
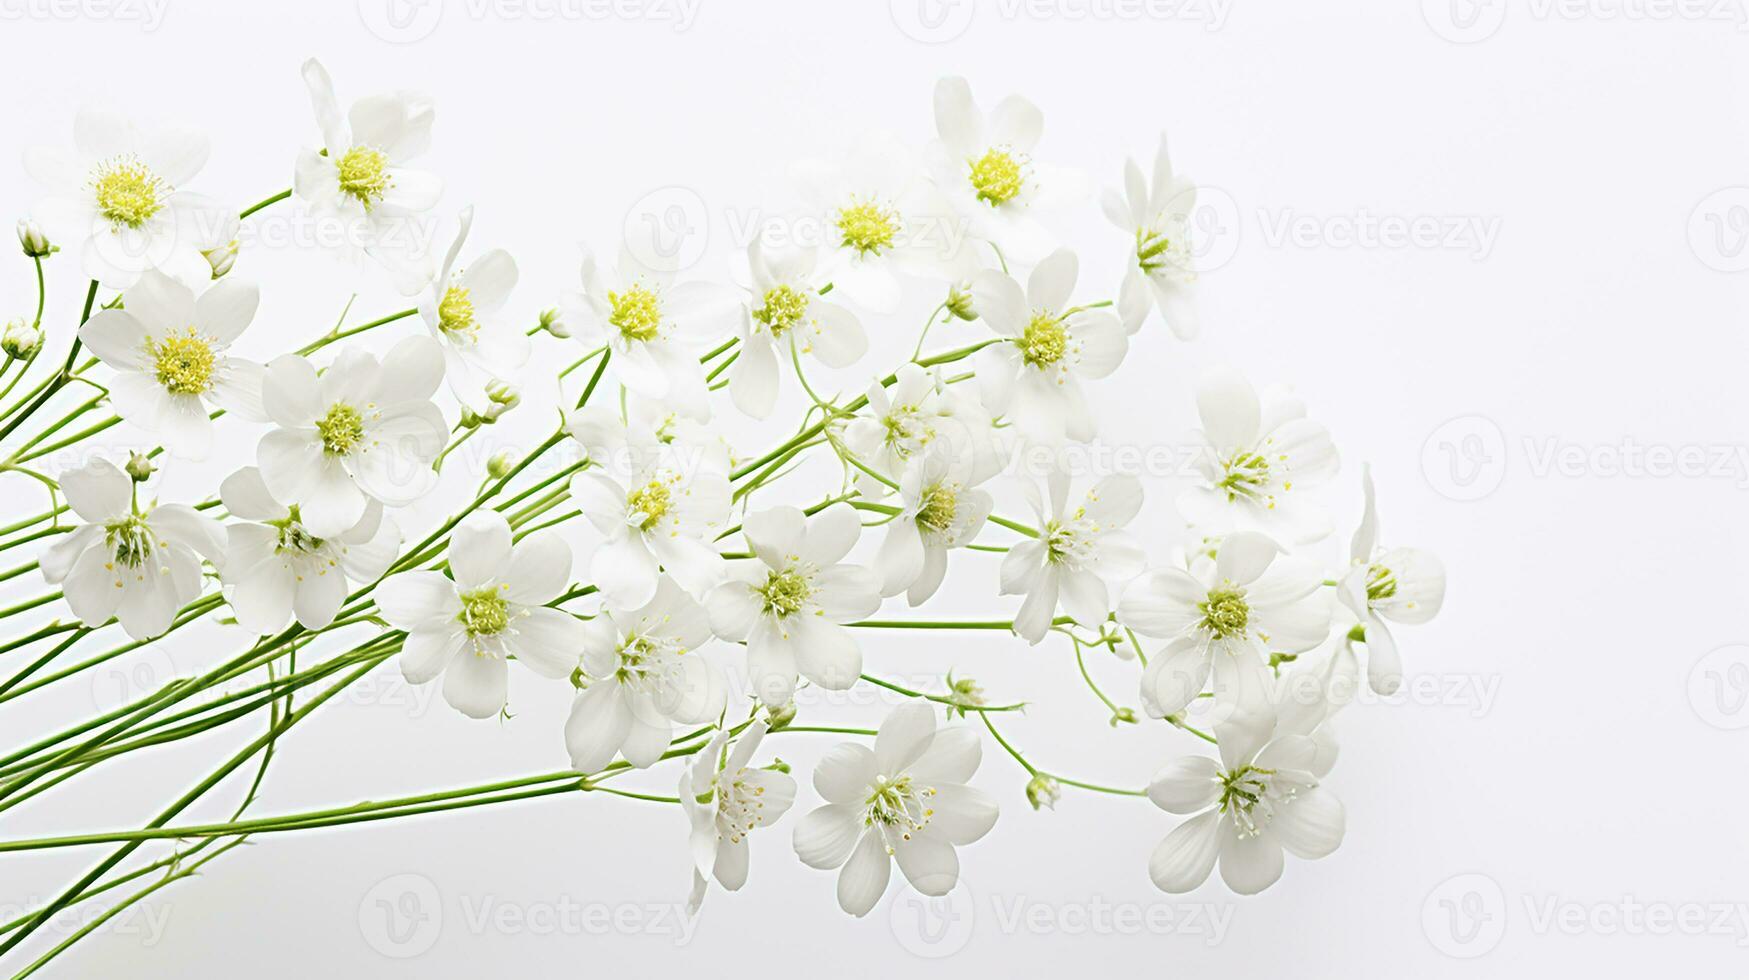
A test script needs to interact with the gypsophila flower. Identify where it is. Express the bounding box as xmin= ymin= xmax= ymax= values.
xmin=999 ymin=468 xmax=1146 ymax=644
xmin=419 ymin=206 xmax=529 ymax=404
xmin=873 ymin=443 xmax=995 ymax=605
xmin=376 ymin=512 xmax=583 ymax=719
xmin=793 ymin=701 xmax=997 ymax=916
xmin=681 ymin=720 xmax=796 ymax=914
xmin=1104 ymin=132 xmax=1200 ymax=339
xmin=729 ymin=239 xmax=867 ymax=420
xmin=704 ymin=504 xmax=882 ymax=706
xmin=1336 ymin=466 xmax=1446 ymax=694
xmin=80 ymin=269 xmax=267 ymax=459
xmin=40 ymin=458 xmax=226 ymax=640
